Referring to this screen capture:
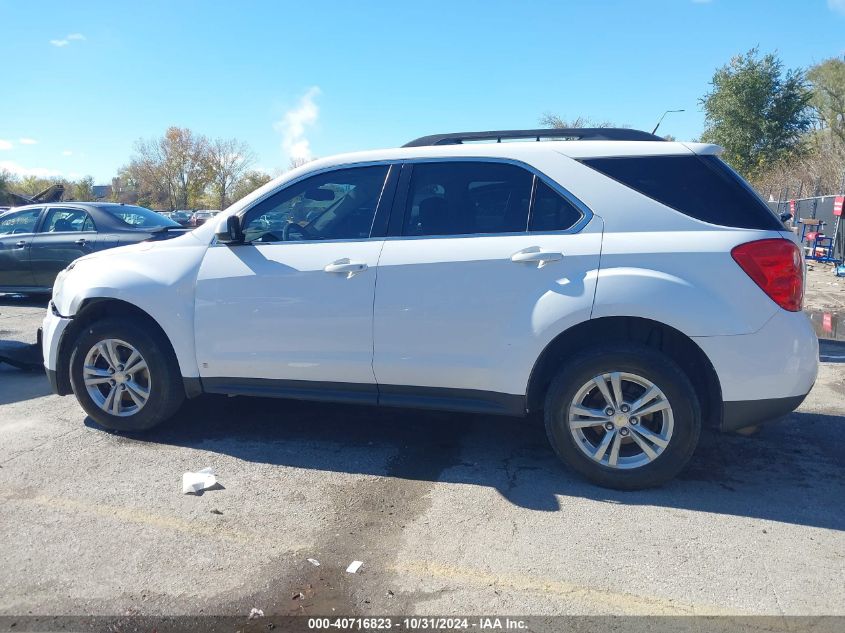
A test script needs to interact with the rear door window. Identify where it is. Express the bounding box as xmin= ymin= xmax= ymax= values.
xmin=529 ymin=180 xmax=584 ymax=231
xmin=41 ymin=208 xmax=96 ymax=233
xmin=581 ymin=155 xmax=782 ymax=230
xmin=403 ymin=162 xmax=533 ymax=236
